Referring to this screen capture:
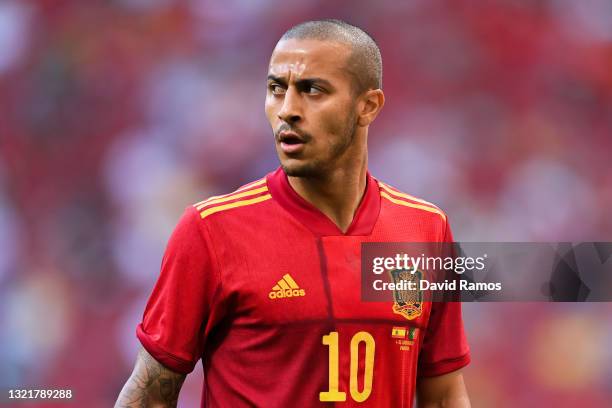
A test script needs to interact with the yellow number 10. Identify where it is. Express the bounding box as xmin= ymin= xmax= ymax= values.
xmin=319 ymin=331 xmax=376 ymax=403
